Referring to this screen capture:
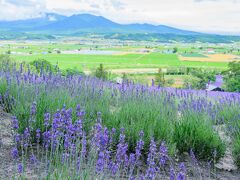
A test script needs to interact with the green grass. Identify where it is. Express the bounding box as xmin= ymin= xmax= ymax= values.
xmin=173 ymin=111 xmax=225 ymax=160
xmin=233 ymin=135 xmax=240 ymax=167
xmin=11 ymin=52 xmax=228 ymax=70
xmin=181 ymin=53 xmax=208 ymax=58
